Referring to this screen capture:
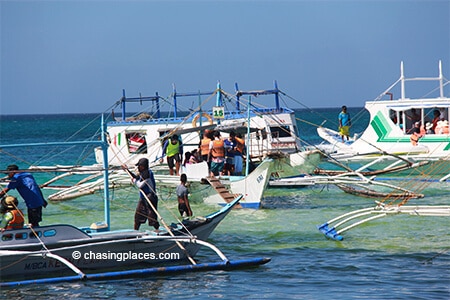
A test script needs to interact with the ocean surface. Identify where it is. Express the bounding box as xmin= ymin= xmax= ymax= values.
xmin=0 ymin=109 xmax=449 ymax=299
